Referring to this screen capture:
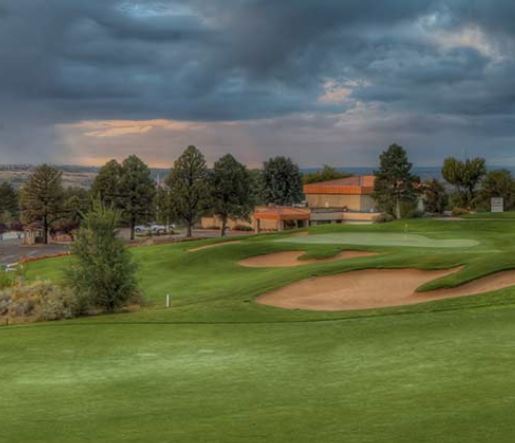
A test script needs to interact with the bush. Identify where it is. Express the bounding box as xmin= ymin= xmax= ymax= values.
xmin=405 ymin=209 xmax=425 ymax=219
xmin=374 ymin=213 xmax=395 ymax=224
xmin=232 ymin=224 xmax=253 ymax=231
xmin=449 ymin=192 xmax=469 ymax=210
xmin=0 ymin=282 xmax=80 ymax=323
xmin=452 ymin=207 xmax=469 ymax=217
xmin=66 ymin=203 xmax=139 ymax=312
xmin=0 ymin=270 xmax=14 ymax=290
